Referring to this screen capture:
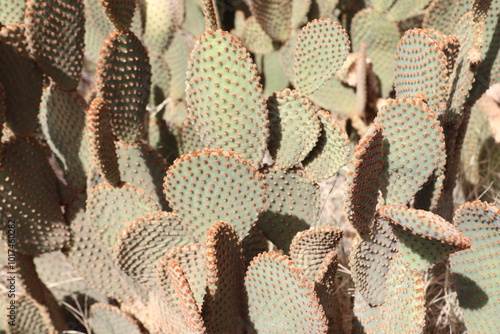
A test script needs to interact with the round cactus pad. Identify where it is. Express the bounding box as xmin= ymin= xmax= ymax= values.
xmin=99 ymin=0 xmax=136 ymax=31
xmin=293 ymin=19 xmax=350 ymax=97
xmin=164 ymin=149 xmax=267 ymax=241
